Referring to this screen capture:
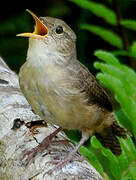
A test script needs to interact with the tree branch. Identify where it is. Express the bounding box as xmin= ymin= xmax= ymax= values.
xmin=112 ymin=0 xmax=129 ymax=51
xmin=112 ymin=0 xmax=136 ymax=69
